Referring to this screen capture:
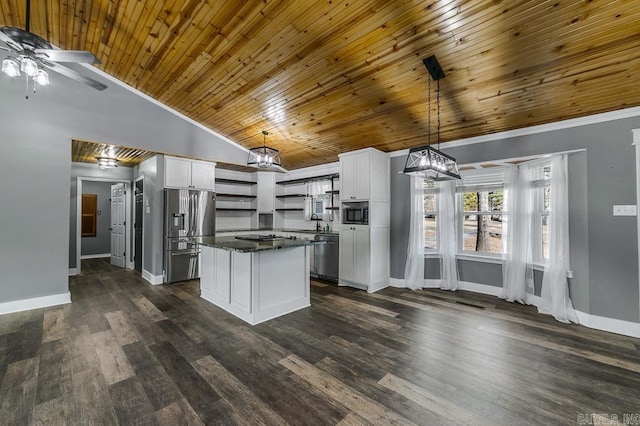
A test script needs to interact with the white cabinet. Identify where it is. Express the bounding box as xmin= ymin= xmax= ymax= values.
xmin=338 ymin=148 xmax=390 ymax=292
xmin=164 ymin=156 xmax=216 ymax=190
xmin=339 ymin=148 xmax=390 ymax=202
xmin=339 ymin=226 xmax=370 ymax=285
xmin=340 ymin=154 xmax=370 ymax=200
xmin=190 ymin=161 xmax=216 ymax=191
xmin=257 ymin=172 xmax=275 ymax=213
